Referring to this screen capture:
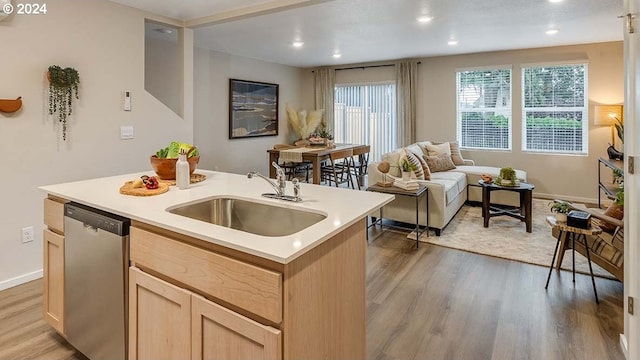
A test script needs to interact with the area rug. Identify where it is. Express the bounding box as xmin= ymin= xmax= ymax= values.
xmin=407 ymin=199 xmax=615 ymax=279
